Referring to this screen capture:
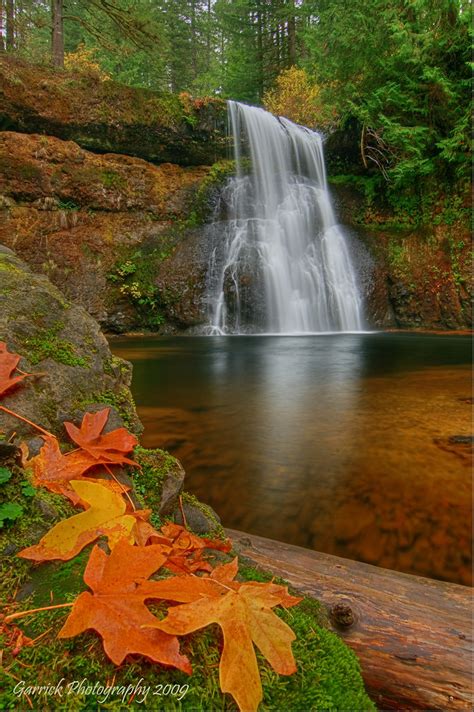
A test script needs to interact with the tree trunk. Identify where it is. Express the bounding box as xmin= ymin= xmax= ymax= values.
xmin=287 ymin=0 xmax=296 ymax=65
xmin=227 ymin=528 xmax=473 ymax=711
xmin=6 ymin=0 xmax=14 ymax=50
xmin=51 ymin=0 xmax=64 ymax=68
xmin=206 ymin=0 xmax=211 ymax=72
xmin=190 ymin=0 xmax=197 ymax=80
xmin=0 ymin=0 xmax=5 ymax=52
xmin=255 ymin=0 xmax=264 ymax=100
